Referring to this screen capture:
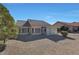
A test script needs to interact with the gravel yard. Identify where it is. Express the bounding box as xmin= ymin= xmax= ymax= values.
xmin=0 ymin=33 xmax=79 ymax=55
